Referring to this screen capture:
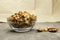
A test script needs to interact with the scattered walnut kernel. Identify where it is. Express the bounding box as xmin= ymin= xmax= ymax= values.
xmin=36 ymin=27 xmax=58 ymax=32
